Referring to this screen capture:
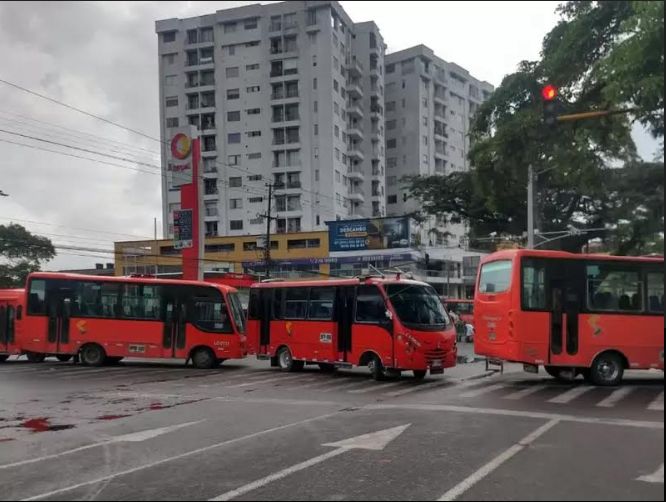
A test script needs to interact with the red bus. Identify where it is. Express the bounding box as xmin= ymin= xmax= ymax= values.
xmin=442 ymin=298 xmax=475 ymax=326
xmin=474 ymin=249 xmax=664 ymax=385
xmin=247 ymin=276 xmax=457 ymax=380
xmin=19 ymin=272 xmax=247 ymax=368
xmin=0 ymin=289 xmax=23 ymax=362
